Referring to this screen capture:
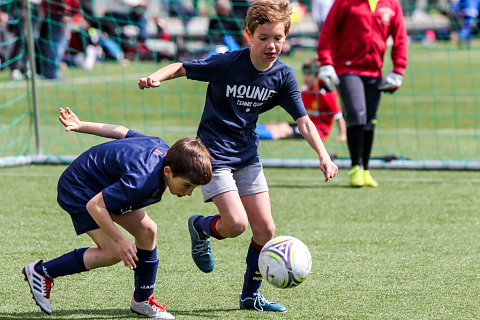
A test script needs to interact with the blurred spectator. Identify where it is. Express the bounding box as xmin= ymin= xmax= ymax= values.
xmin=0 ymin=10 xmax=8 ymax=70
xmin=162 ymin=0 xmax=196 ymax=25
xmin=311 ymin=0 xmax=334 ymax=30
xmin=103 ymin=0 xmax=152 ymax=58
xmin=63 ymin=13 xmax=101 ymax=70
xmin=256 ymin=60 xmax=347 ymax=141
xmin=413 ymin=0 xmax=450 ymax=18
xmin=0 ymin=0 xmax=40 ymax=80
xmin=208 ymin=0 xmax=244 ymax=52
xmin=450 ymin=0 xmax=479 ymax=44
xmin=37 ymin=0 xmax=79 ymax=80
xmin=231 ymin=0 xmax=252 ymax=23
xmin=78 ymin=0 xmax=118 ymax=37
